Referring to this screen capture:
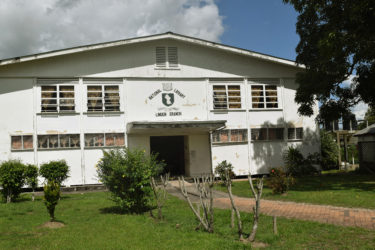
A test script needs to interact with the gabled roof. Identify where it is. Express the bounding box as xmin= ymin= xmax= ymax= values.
xmin=0 ymin=32 xmax=303 ymax=68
